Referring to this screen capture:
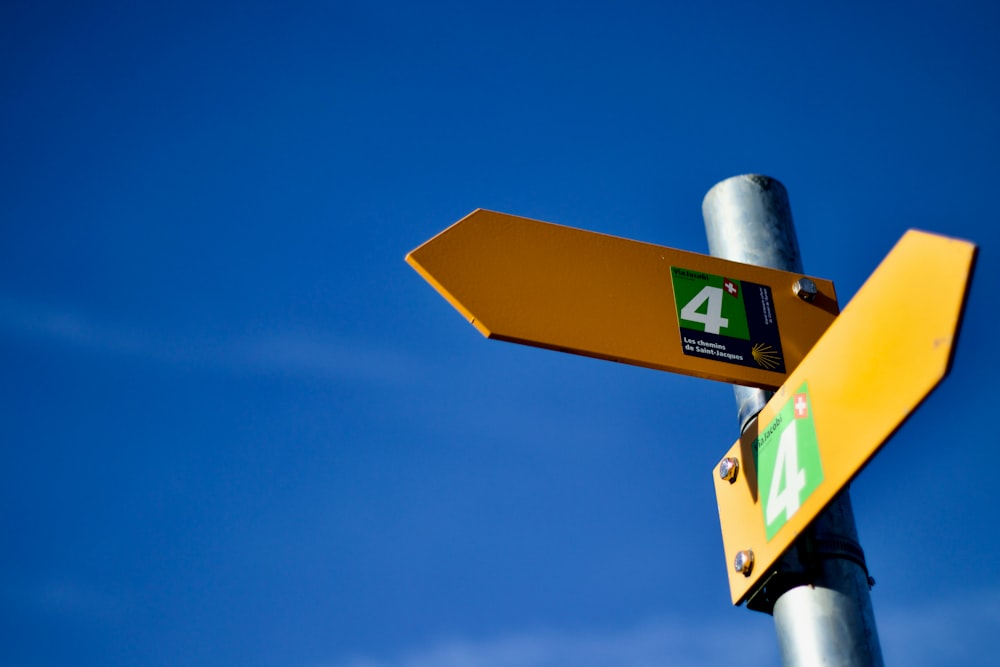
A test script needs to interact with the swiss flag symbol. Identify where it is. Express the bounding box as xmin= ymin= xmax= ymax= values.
xmin=723 ymin=279 xmax=739 ymax=298
xmin=794 ymin=393 xmax=809 ymax=419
